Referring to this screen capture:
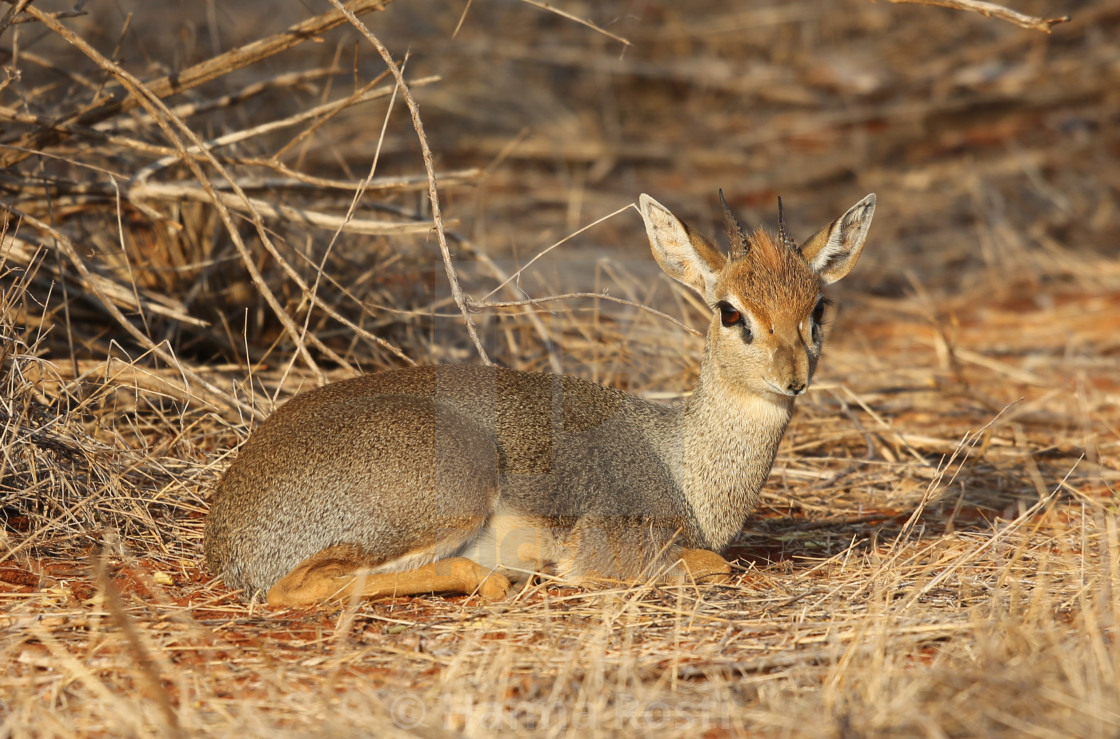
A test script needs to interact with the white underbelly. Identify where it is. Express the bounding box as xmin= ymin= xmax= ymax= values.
xmin=459 ymin=507 xmax=563 ymax=582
